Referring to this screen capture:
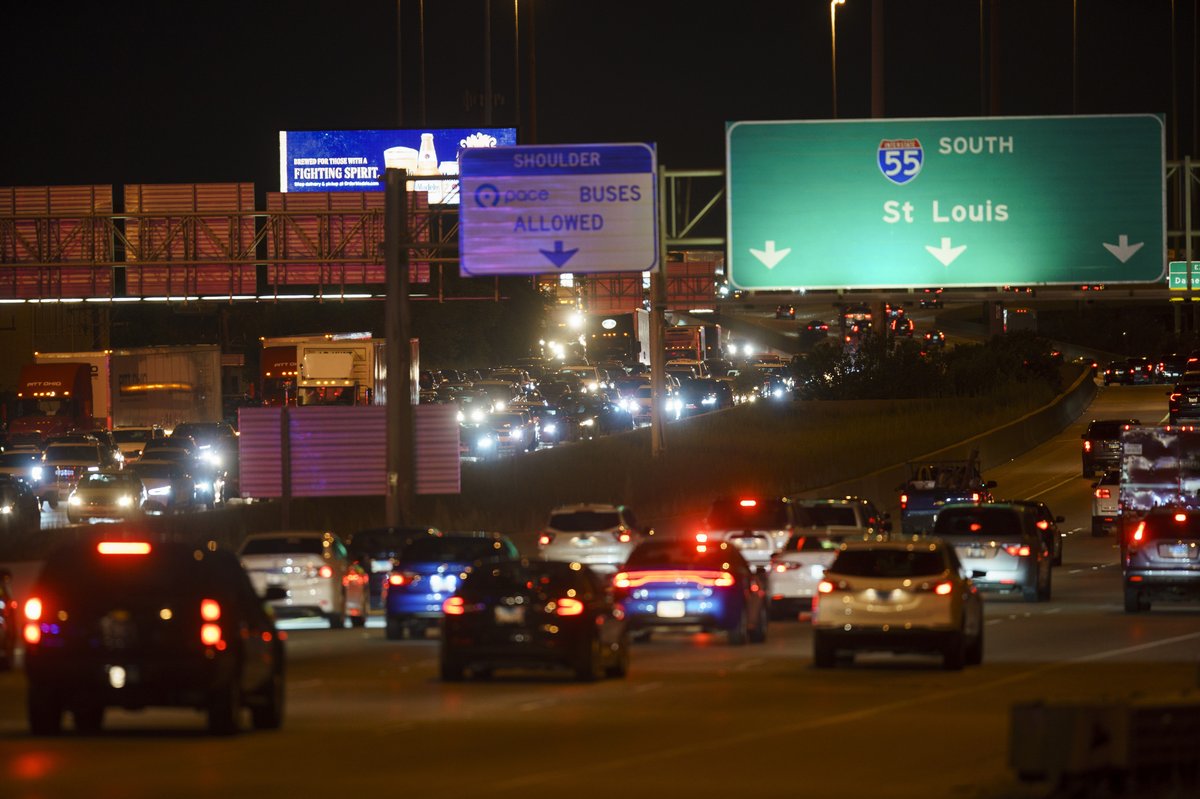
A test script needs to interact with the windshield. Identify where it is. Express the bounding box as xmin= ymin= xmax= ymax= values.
xmin=1086 ymin=421 xmax=1137 ymax=438
xmin=129 ymin=462 xmax=180 ymax=478
xmin=707 ymin=499 xmax=788 ymax=530
xmin=79 ymin=473 xmax=138 ymax=488
xmin=830 ymin=548 xmax=946 ymax=578
xmin=400 ymin=536 xmax=508 ymax=563
xmin=793 ymin=505 xmax=859 ymax=527
xmin=459 ymin=561 xmax=577 ymax=598
xmin=549 ymin=511 xmax=622 ymax=532
xmin=783 ymin=534 xmax=855 ymax=552
xmin=0 ymin=453 xmax=40 ymax=467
